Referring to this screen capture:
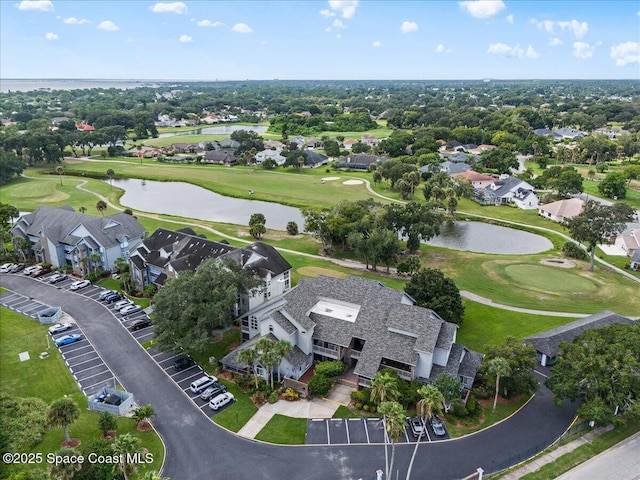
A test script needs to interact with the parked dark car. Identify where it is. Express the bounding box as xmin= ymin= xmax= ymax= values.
xmin=173 ymin=355 xmax=195 ymax=372
xmin=105 ymin=292 xmax=123 ymax=303
xmin=199 ymin=382 xmax=227 ymax=401
xmin=130 ymin=318 xmax=151 ymax=331
xmin=98 ymin=289 xmax=116 ymax=301
xmin=32 ymin=266 xmax=52 ymax=277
